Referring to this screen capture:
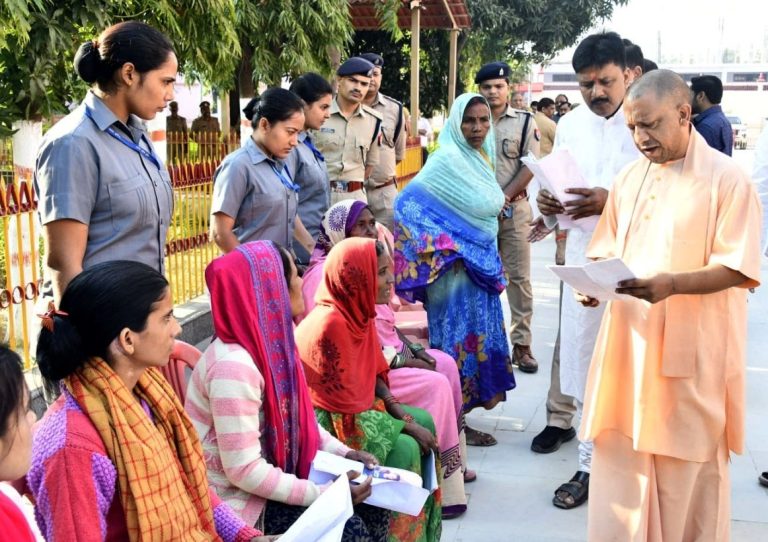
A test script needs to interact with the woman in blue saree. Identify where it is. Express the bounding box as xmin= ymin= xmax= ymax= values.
xmin=393 ymin=93 xmax=515 ymax=435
